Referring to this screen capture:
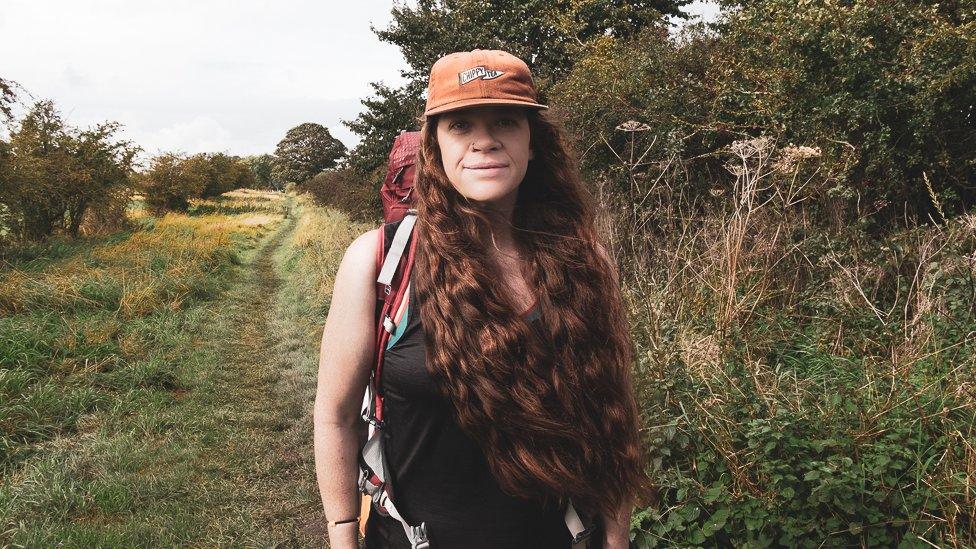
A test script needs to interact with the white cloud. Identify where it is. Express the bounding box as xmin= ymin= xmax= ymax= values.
xmin=670 ymin=0 xmax=721 ymax=30
xmin=1 ymin=0 xmax=407 ymax=157
xmin=141 ymin=116 xmax=234 ymax=157
xmin=3 ymin=1 xmax=722 ymax=158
